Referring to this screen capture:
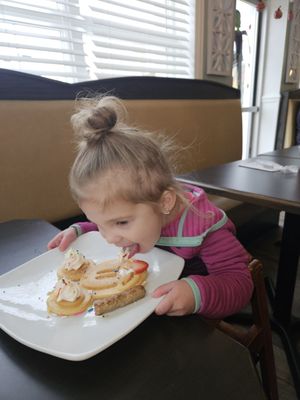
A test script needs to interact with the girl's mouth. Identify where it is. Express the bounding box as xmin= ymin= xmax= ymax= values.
xmin=122 ymin=243 xmax=140 ymax=258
